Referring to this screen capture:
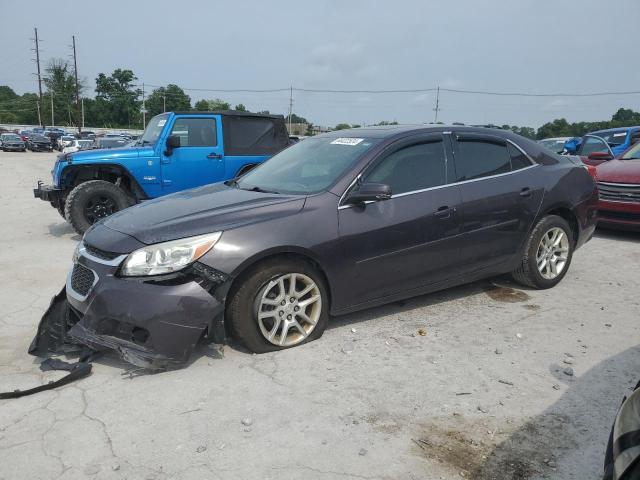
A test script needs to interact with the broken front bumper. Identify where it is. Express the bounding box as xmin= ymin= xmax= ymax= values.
xmin=33 ymin=181 xmax=64 ymax=211
xmin=31 ymin=244 xmax=229 ymax=369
